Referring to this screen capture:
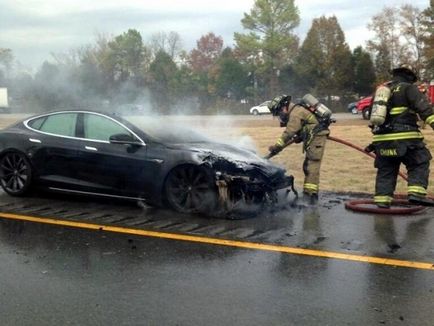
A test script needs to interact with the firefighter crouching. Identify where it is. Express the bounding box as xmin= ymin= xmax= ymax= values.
xmin=267 ymin=94 xmax=332 ymax=204
xmin=367 ymin=64 xmax=434 ymax=208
